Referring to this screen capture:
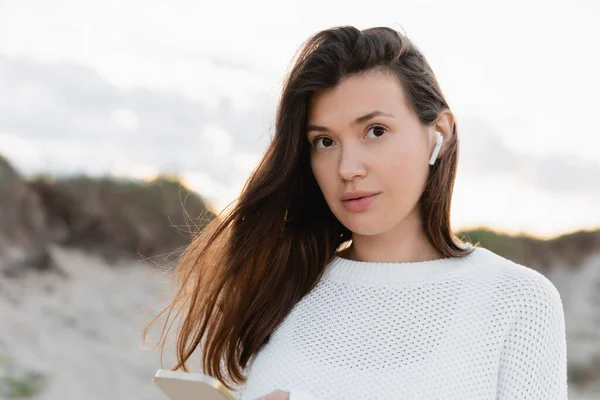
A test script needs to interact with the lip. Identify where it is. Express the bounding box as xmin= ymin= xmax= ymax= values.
xmin=341 ymin=192 xmax=380 ymax=213
xmin=341 ymin=190 xmax=379 ymax=201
